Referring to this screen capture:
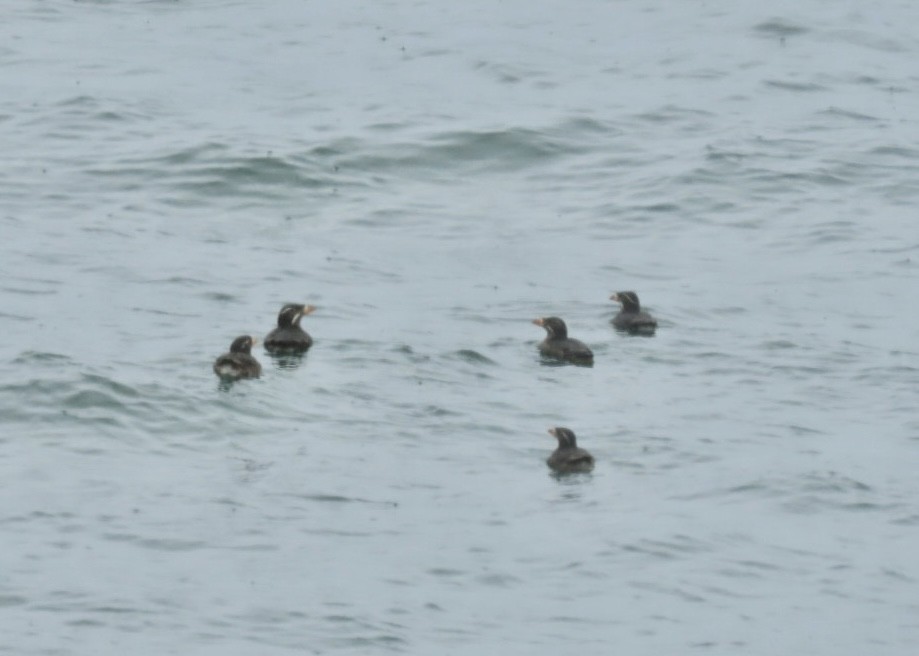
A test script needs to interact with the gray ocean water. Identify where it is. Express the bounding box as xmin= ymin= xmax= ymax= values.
xmin=2 ymin=1 xmax=919 ymax=654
